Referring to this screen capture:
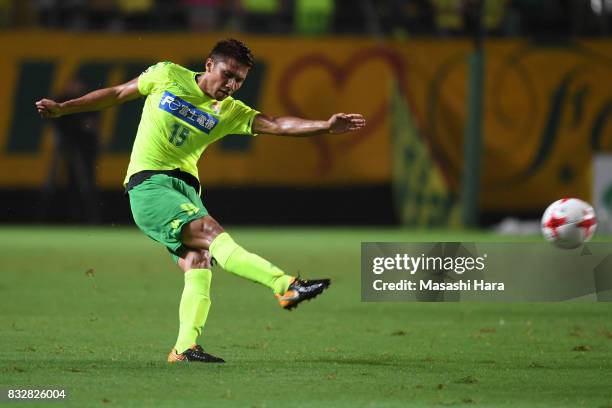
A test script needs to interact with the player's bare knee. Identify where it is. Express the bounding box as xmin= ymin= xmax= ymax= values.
xmin=177 ymin=248 xmax=213 ymax=271
xmin=182 ymin=216 xmax=224 ymax=248
xmin=177 ymin=256 xmax=191 ymax=273
xmin=198 ymin=249 xmax=213 ymax=269
xmin=199 ymin=216 xmax=224 ymax=237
